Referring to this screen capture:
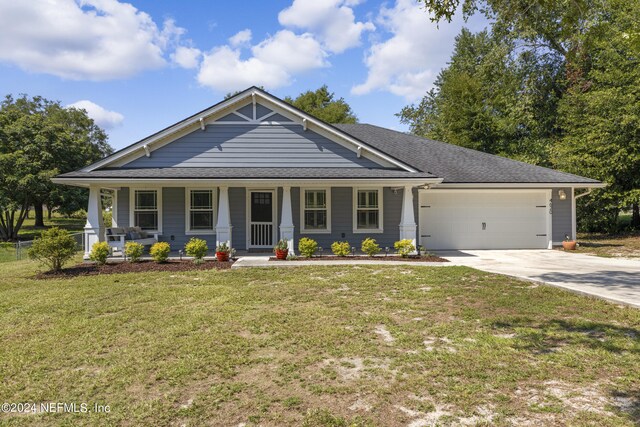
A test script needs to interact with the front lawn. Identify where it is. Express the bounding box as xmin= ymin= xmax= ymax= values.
xmin=0 ymin=260 xmax=638 ymax=425
xmin=575 ymin=232 xmax=640 ymax=258
xmin=0 ymin=242 xmax=15 ymax=263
